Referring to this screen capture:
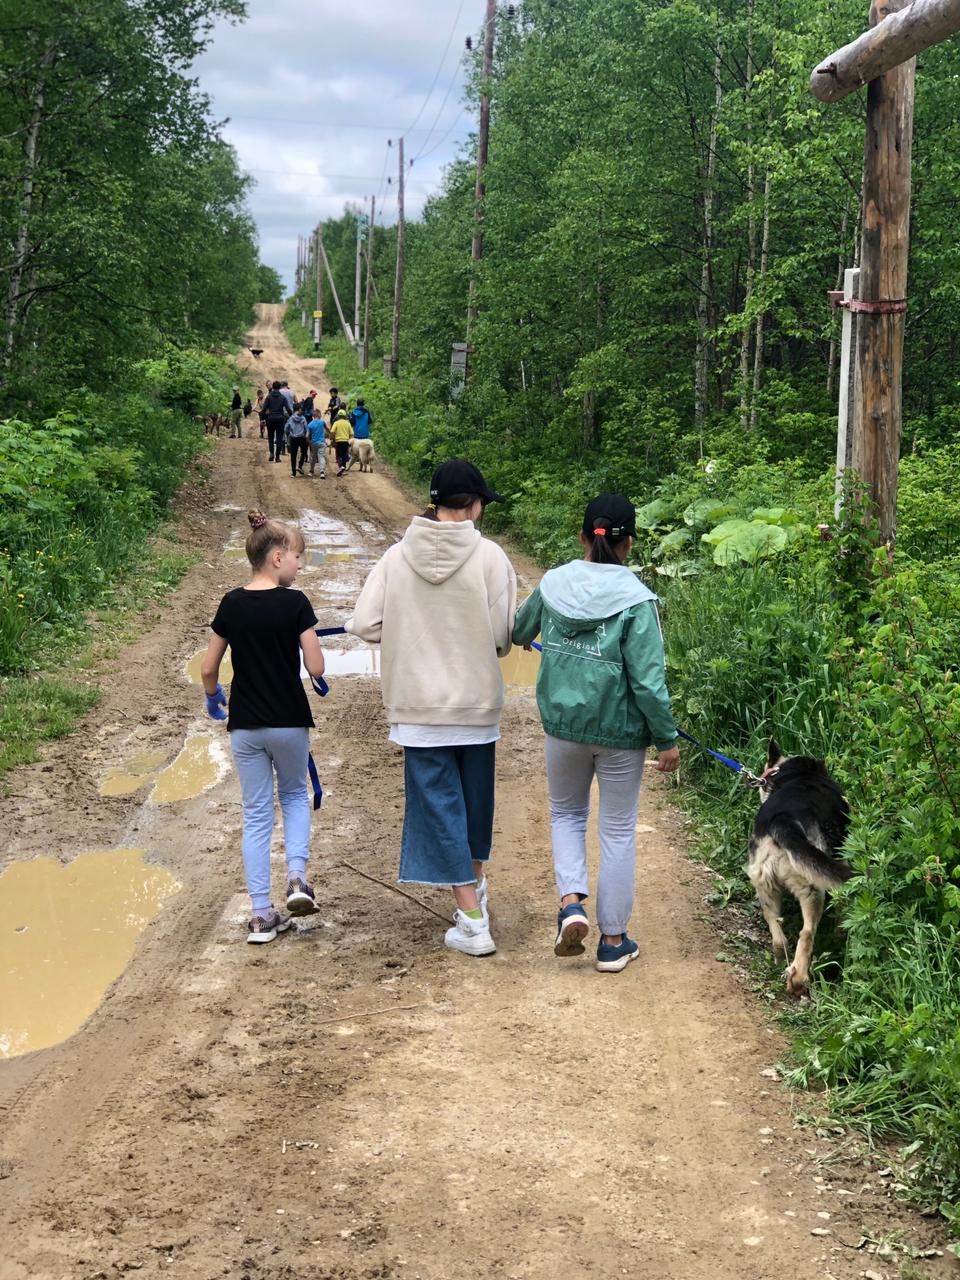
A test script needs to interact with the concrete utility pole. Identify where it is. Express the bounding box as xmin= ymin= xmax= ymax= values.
xmin=390 ymin=137 xmax=405 ymax=377
xmin=362 ymin=196 xmax=376 ymax=371
xmin=466 ymin=0 xmax=496 ymax=338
